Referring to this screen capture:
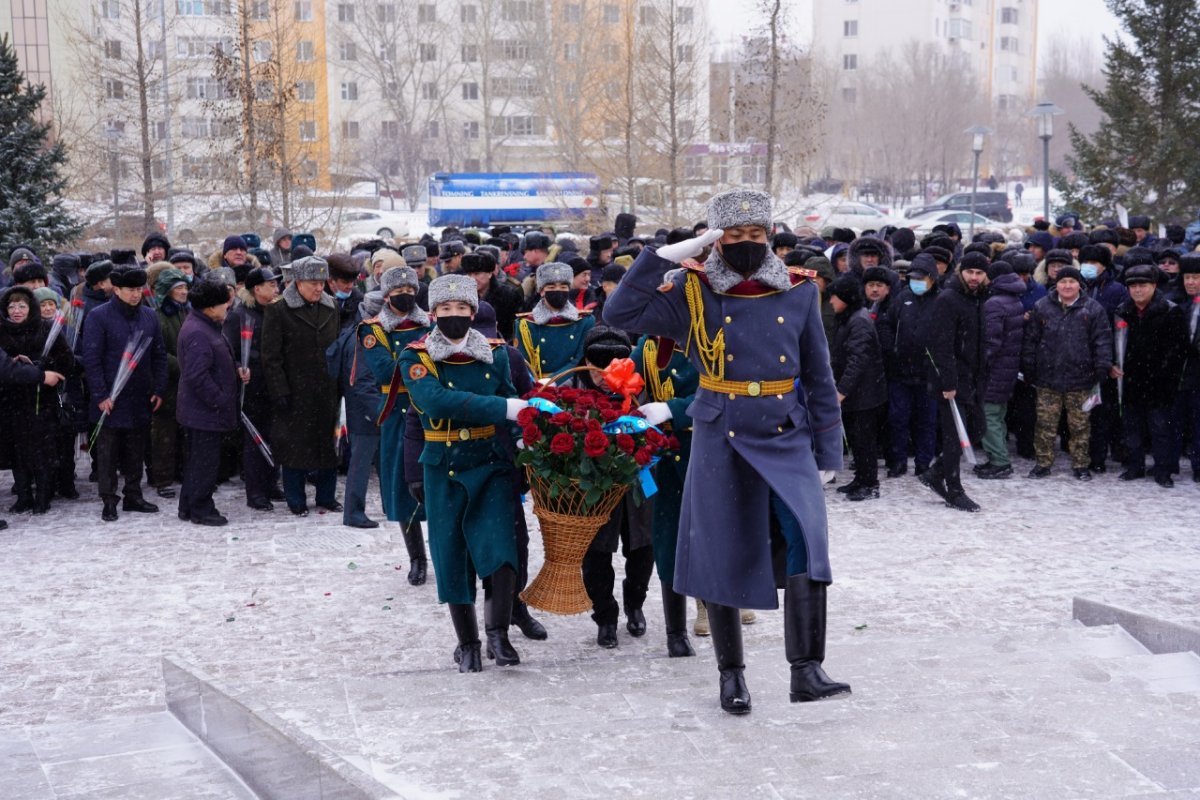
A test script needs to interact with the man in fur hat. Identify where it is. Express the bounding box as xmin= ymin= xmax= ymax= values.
xmin=514 ymin=262 xmax=596 ymax=384
xmin=604 ymin=189 xmax=851 ymax=715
